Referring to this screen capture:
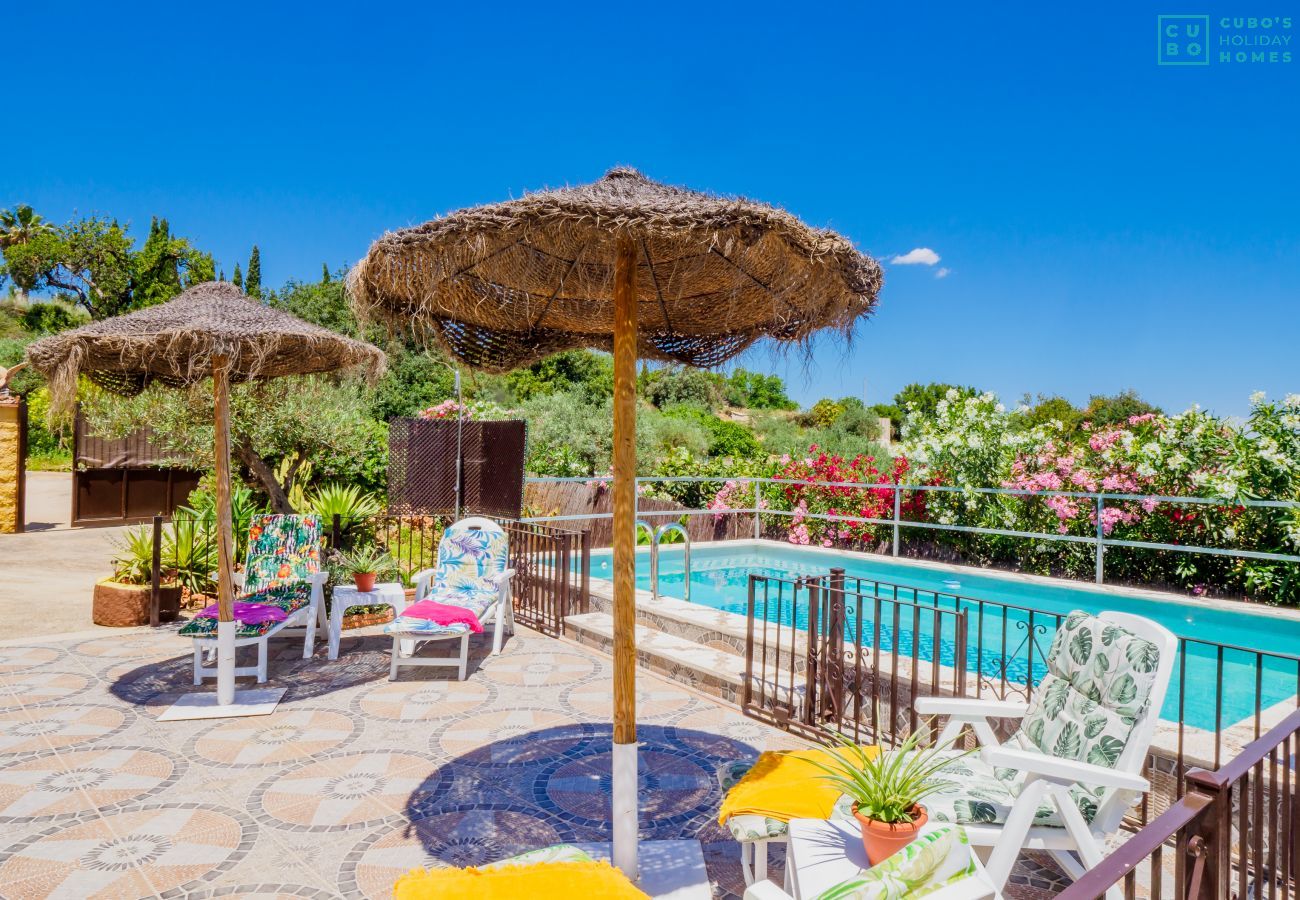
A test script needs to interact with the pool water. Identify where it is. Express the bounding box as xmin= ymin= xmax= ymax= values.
xmin=584 ymin=542 xmax=1300 ymax=730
